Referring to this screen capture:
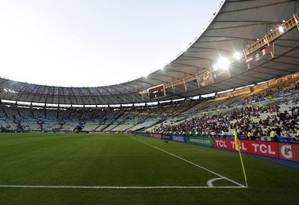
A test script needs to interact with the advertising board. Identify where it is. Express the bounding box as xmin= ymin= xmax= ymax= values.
xmin=213 ymin=137 xmax=299 ymax=162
